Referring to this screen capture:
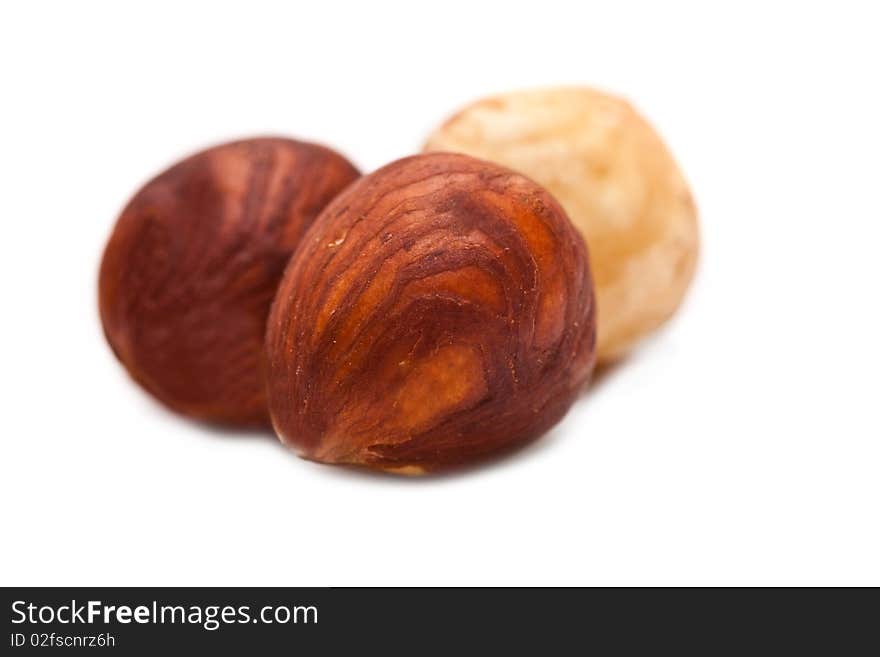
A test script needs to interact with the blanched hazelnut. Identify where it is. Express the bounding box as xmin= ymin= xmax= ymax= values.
xmin=424 ymin=87 xmax=699 ymax=362
xmin=266 ymin=153 xmax=596 ymax=473
xmin=99 ymin=137 xmax=360 ymax=426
